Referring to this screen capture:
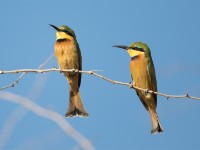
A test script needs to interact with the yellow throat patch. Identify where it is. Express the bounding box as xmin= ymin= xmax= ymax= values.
xmin=56 ymin=32 xmax=73 ymax=40
xmin=127 ymin=49 xmax=143 ymax=58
